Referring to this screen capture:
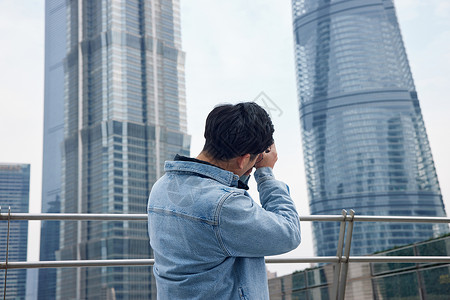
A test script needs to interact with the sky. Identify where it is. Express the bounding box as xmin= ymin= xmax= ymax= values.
xmin=0 ymin=0 xmax=449 ymax=277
